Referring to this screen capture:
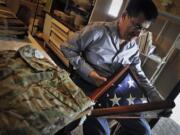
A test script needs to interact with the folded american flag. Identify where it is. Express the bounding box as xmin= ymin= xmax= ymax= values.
xmin=95 ymin=73 xmax=148 ymax=109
